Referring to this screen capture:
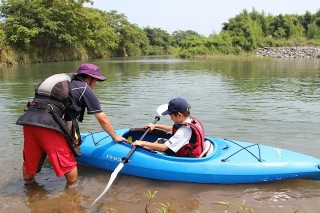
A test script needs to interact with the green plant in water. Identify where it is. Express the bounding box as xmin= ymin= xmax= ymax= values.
xmin=144 ymin=190 xmax=171 ymax=213
xmin=215 ymin=200 xmax=254 ymax=213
